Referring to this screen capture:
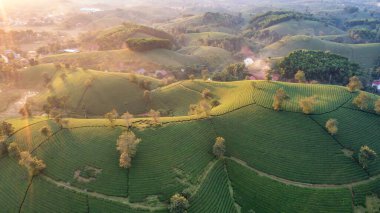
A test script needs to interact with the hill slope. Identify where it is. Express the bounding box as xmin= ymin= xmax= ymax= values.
xmin=260 ymin=35 xmax=380 ymax=68
xmin=1 ymin=79 xmax=379 ymax=212
xmin=41 ymin=49 xmax=204 ymax=72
